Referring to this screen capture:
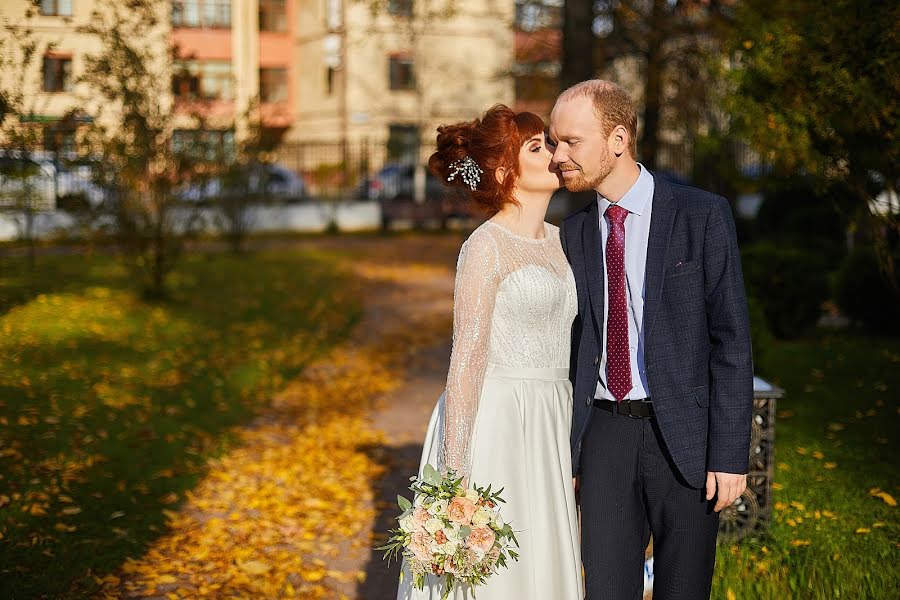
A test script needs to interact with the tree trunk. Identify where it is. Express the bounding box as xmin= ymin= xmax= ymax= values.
xmin=640 ymin=0 xmax=666 ymax=170
xmin=562 ymin=0 xmax=594 ymax=89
